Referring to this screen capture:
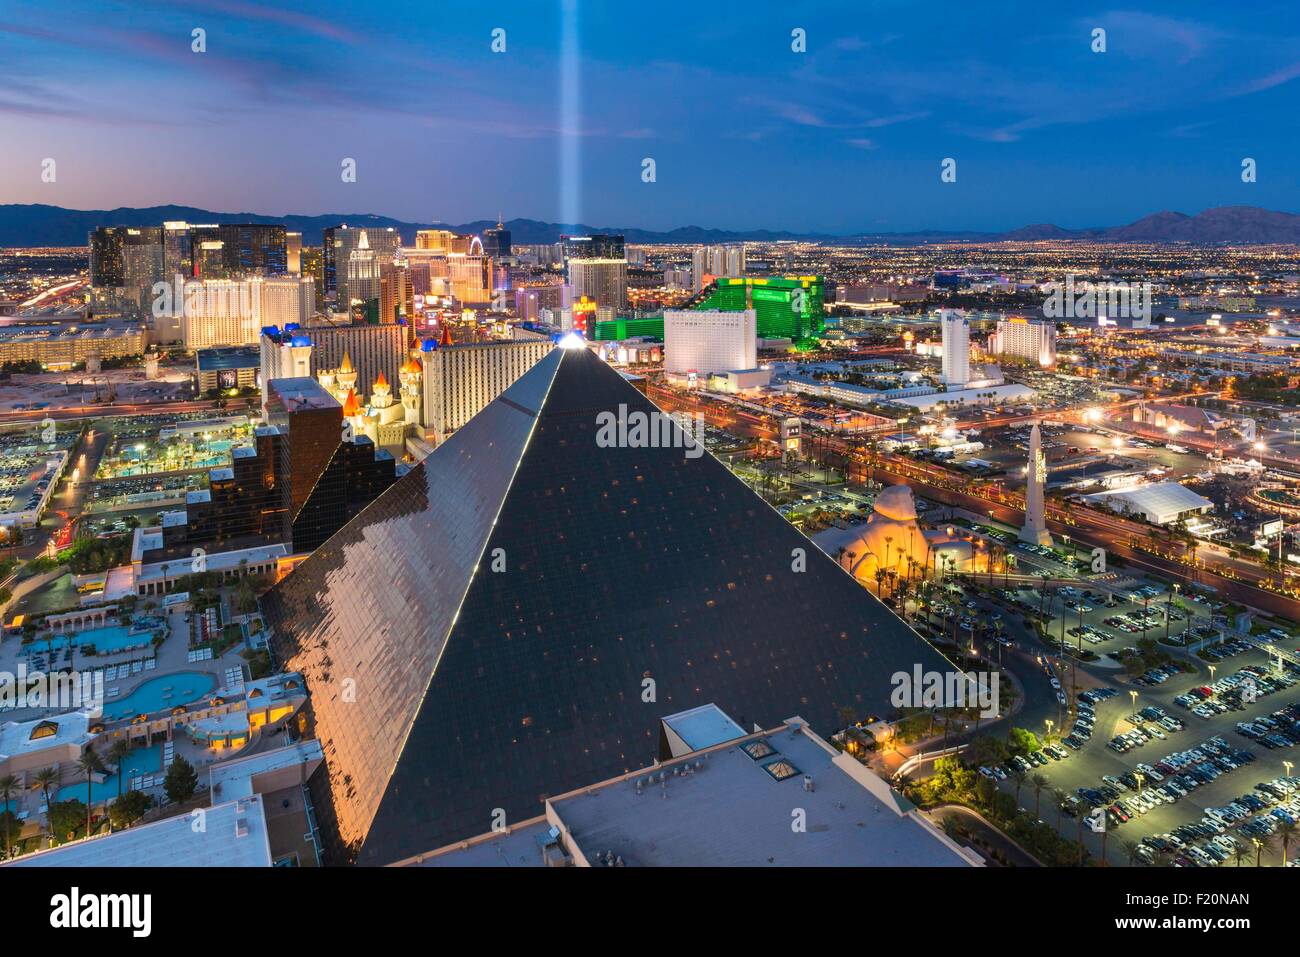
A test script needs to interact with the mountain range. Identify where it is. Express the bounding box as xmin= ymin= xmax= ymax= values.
xmin=2 ymin=203 xmax=1300 ymax=248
